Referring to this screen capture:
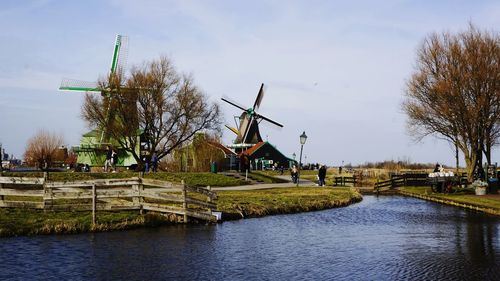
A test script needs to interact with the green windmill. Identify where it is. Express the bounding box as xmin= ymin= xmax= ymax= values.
xmin=60 ymin=34 xmax=128 ymax=93
xmin=60 ymin=35 xmax=138 ymax=168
